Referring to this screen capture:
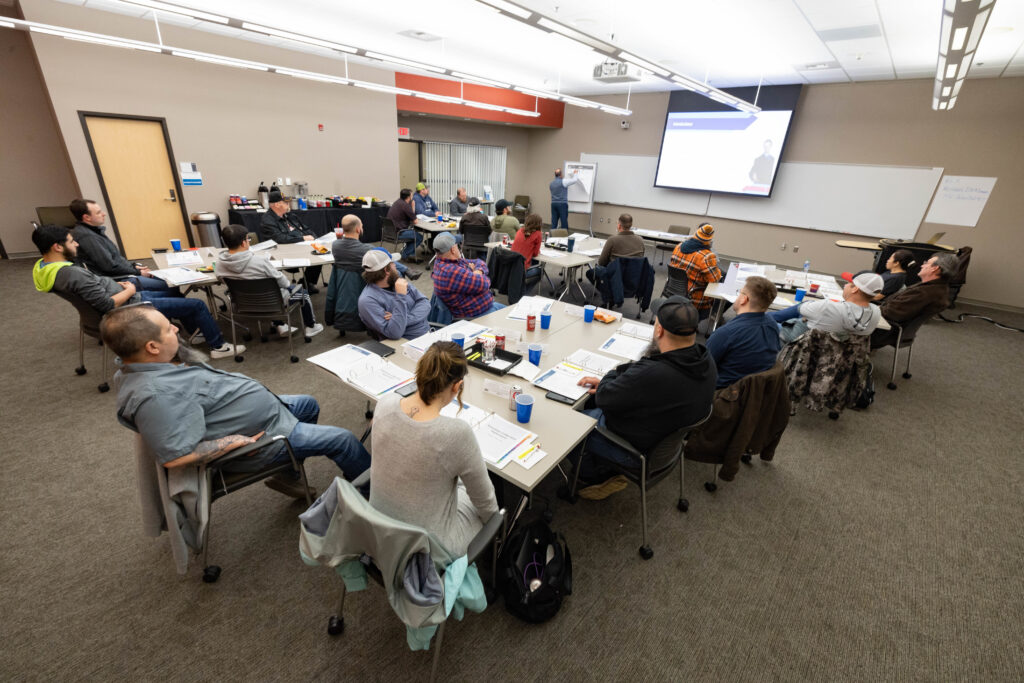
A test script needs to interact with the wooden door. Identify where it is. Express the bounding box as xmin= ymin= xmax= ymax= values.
xmin=398 ymin=140 xmax=421 ymax=193
xmin=82 ymin=115 xmax=189 ymax=259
